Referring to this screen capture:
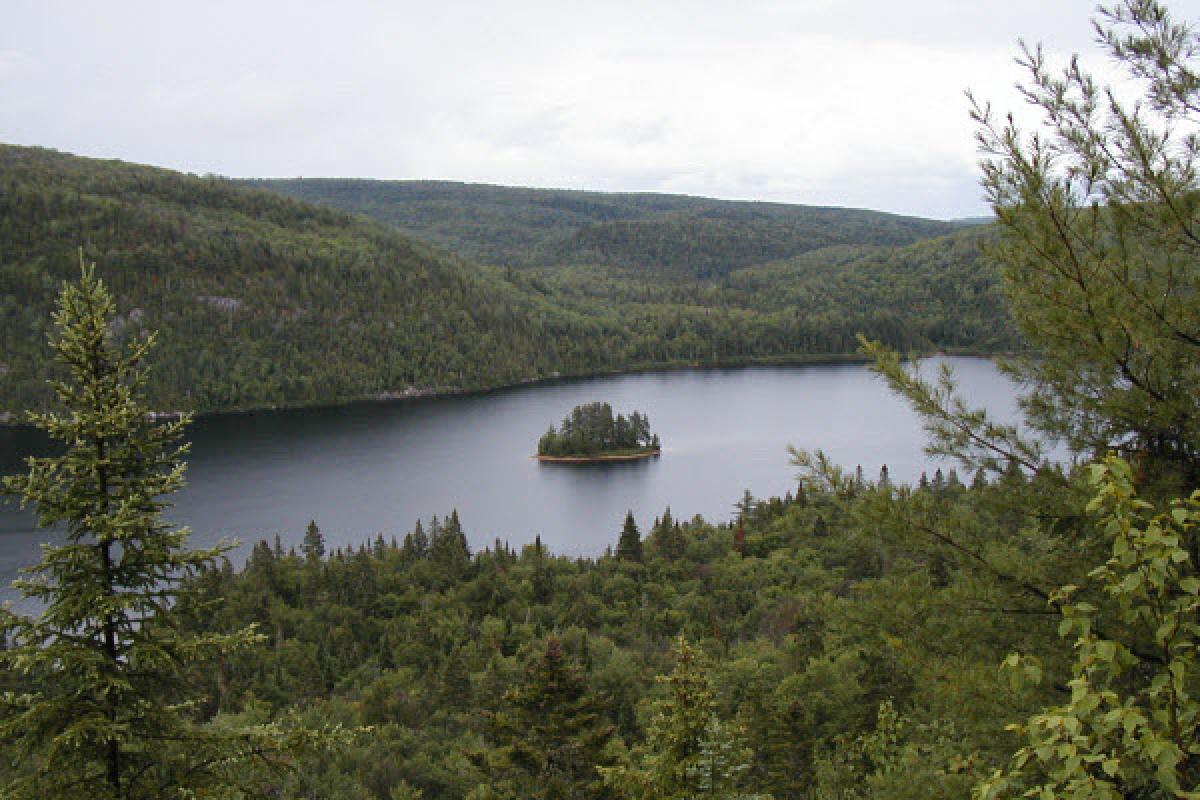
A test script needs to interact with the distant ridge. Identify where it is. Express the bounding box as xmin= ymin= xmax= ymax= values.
xmin=948 ymin=215 xmax=995 ymax=227
xmin=244 ymin=179 xmax=960 ymax=276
